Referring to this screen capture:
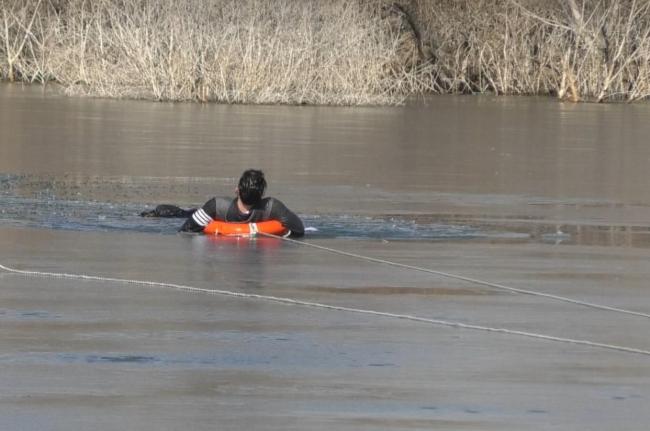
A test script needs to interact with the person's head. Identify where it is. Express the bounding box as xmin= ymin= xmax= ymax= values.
xmin=237 ymin=169 xmax=267 ymax=206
